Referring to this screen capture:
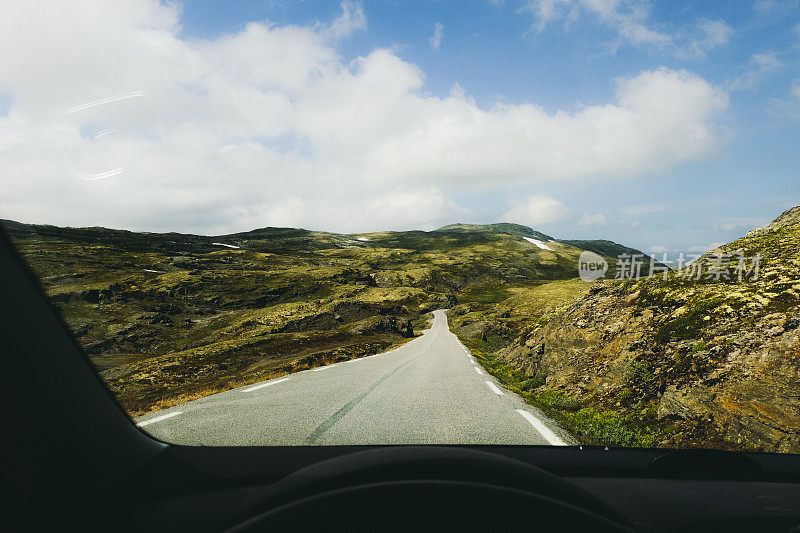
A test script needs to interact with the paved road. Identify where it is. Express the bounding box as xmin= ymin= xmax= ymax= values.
xmin=136 ymin=310 xmax=575 ymax=446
